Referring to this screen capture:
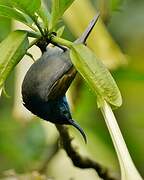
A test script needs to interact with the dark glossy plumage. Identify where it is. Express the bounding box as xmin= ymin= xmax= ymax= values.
xmin=22 ymin=47 xmax=86 ymax=142
xmin=22 ymin=14 xmax=99 ymax=143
